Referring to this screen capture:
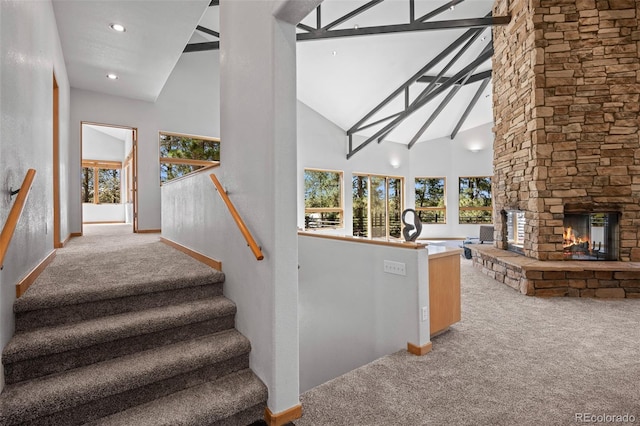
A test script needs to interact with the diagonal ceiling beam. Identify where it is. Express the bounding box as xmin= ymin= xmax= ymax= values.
xmin=346 ymin=48 xmax=493 ymax=159
xmin=322 ymin=0 xmax=385 ymax=31
xmin=196 ymin=25 xmax=219 ymax=38
xmin=375 ymin=26 xmax=484 ymax=143
xmin=417 ymin=69 xmax=491 ymax=85
xmin=451 ymin=77 xmax=491 ymax=139
xmin=347 ymin=27 xmax=481 ymax=135
xmin=407 ymin=44 xmax=490 ymax=150
xmin=416 ymin=0 xmax=466 ymax=22
xmin=184 ymin=41 xmax=219 ymax=53
xmin=407 ymin=84 xmax=463 ymax=149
